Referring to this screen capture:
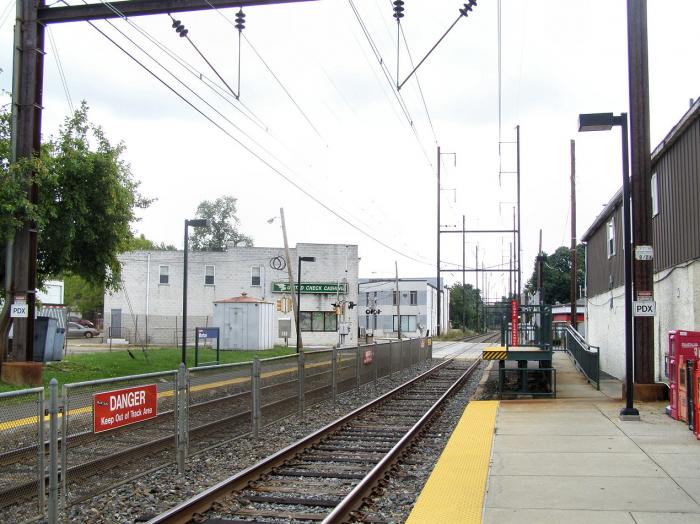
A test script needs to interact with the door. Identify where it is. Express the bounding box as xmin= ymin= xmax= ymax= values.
xmin=110 ymin=309 xmax=122 ymax=338
xmin=228 ymin=306 xmax=246 ymax=349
